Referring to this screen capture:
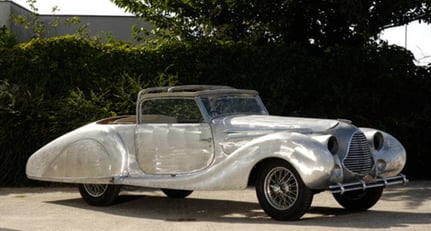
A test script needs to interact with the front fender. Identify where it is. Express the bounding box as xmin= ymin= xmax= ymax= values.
xmin=360 ymin=128 xmax=407 ymax=177
xmin=208 ymin=131 xmax=335 ymax=190
xmin=26 ymin=123 xmax=128 ymax=184
xmin=241 ymin=132 xmax=336 ymax=189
